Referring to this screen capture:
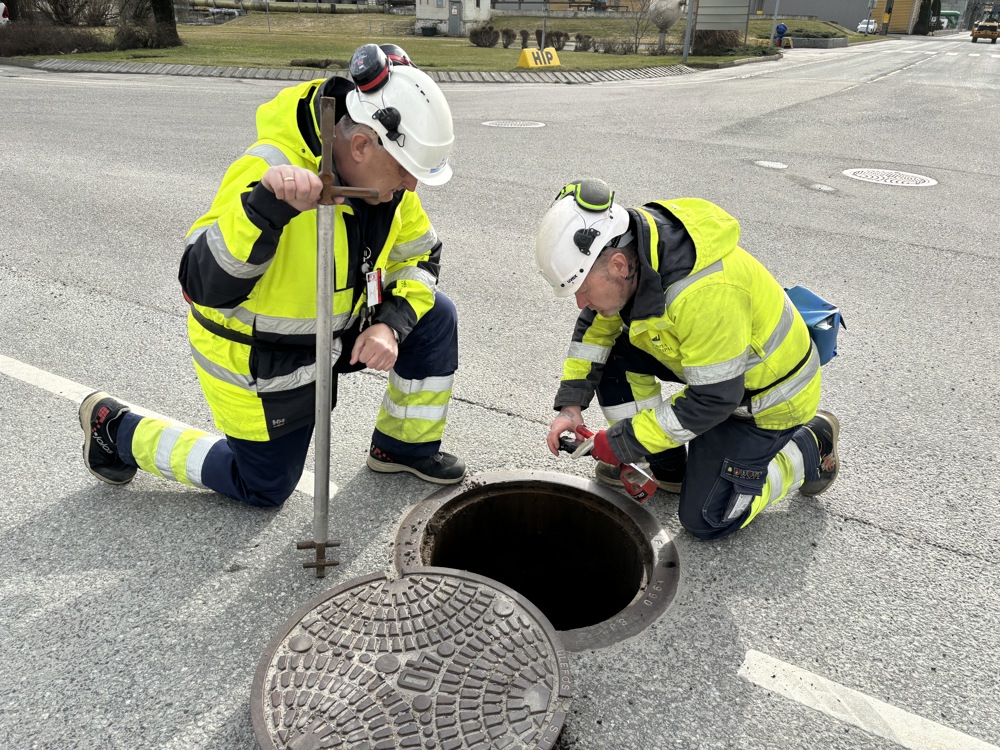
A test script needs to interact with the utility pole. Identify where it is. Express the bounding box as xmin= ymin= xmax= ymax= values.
xmin=768 ymin=0 xmax=782 ymax=46
xmin=681 ymin=0 xmax=695 ymax=63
